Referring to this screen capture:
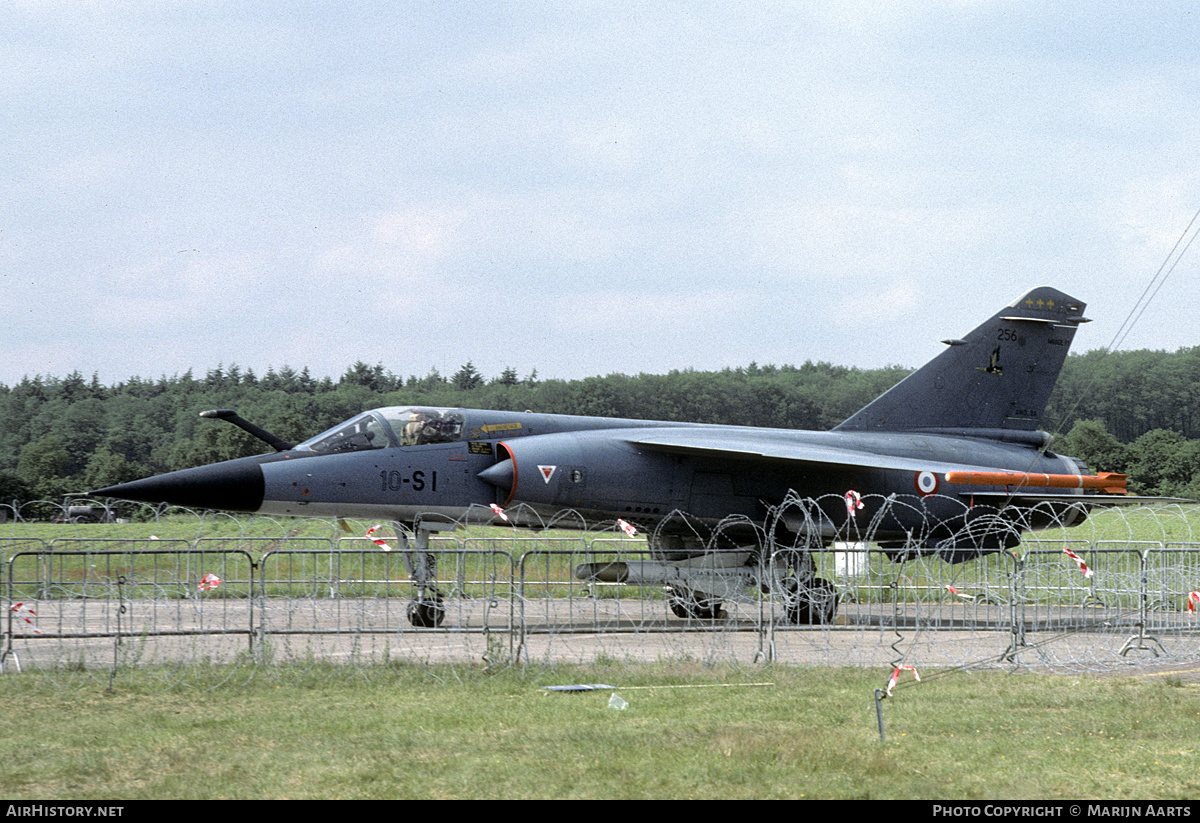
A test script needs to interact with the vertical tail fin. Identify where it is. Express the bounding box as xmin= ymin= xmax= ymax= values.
xmin=834 ymin=287 xmax=1088 ymax=434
